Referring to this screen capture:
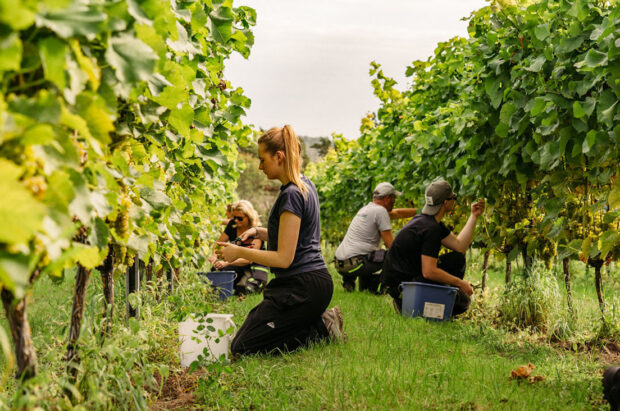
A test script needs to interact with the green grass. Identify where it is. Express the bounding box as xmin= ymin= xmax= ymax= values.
xmin=0 ymin=251 xmax=617 ymax=409
xmin=198 ymin=257 xmax=615 ymax=410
